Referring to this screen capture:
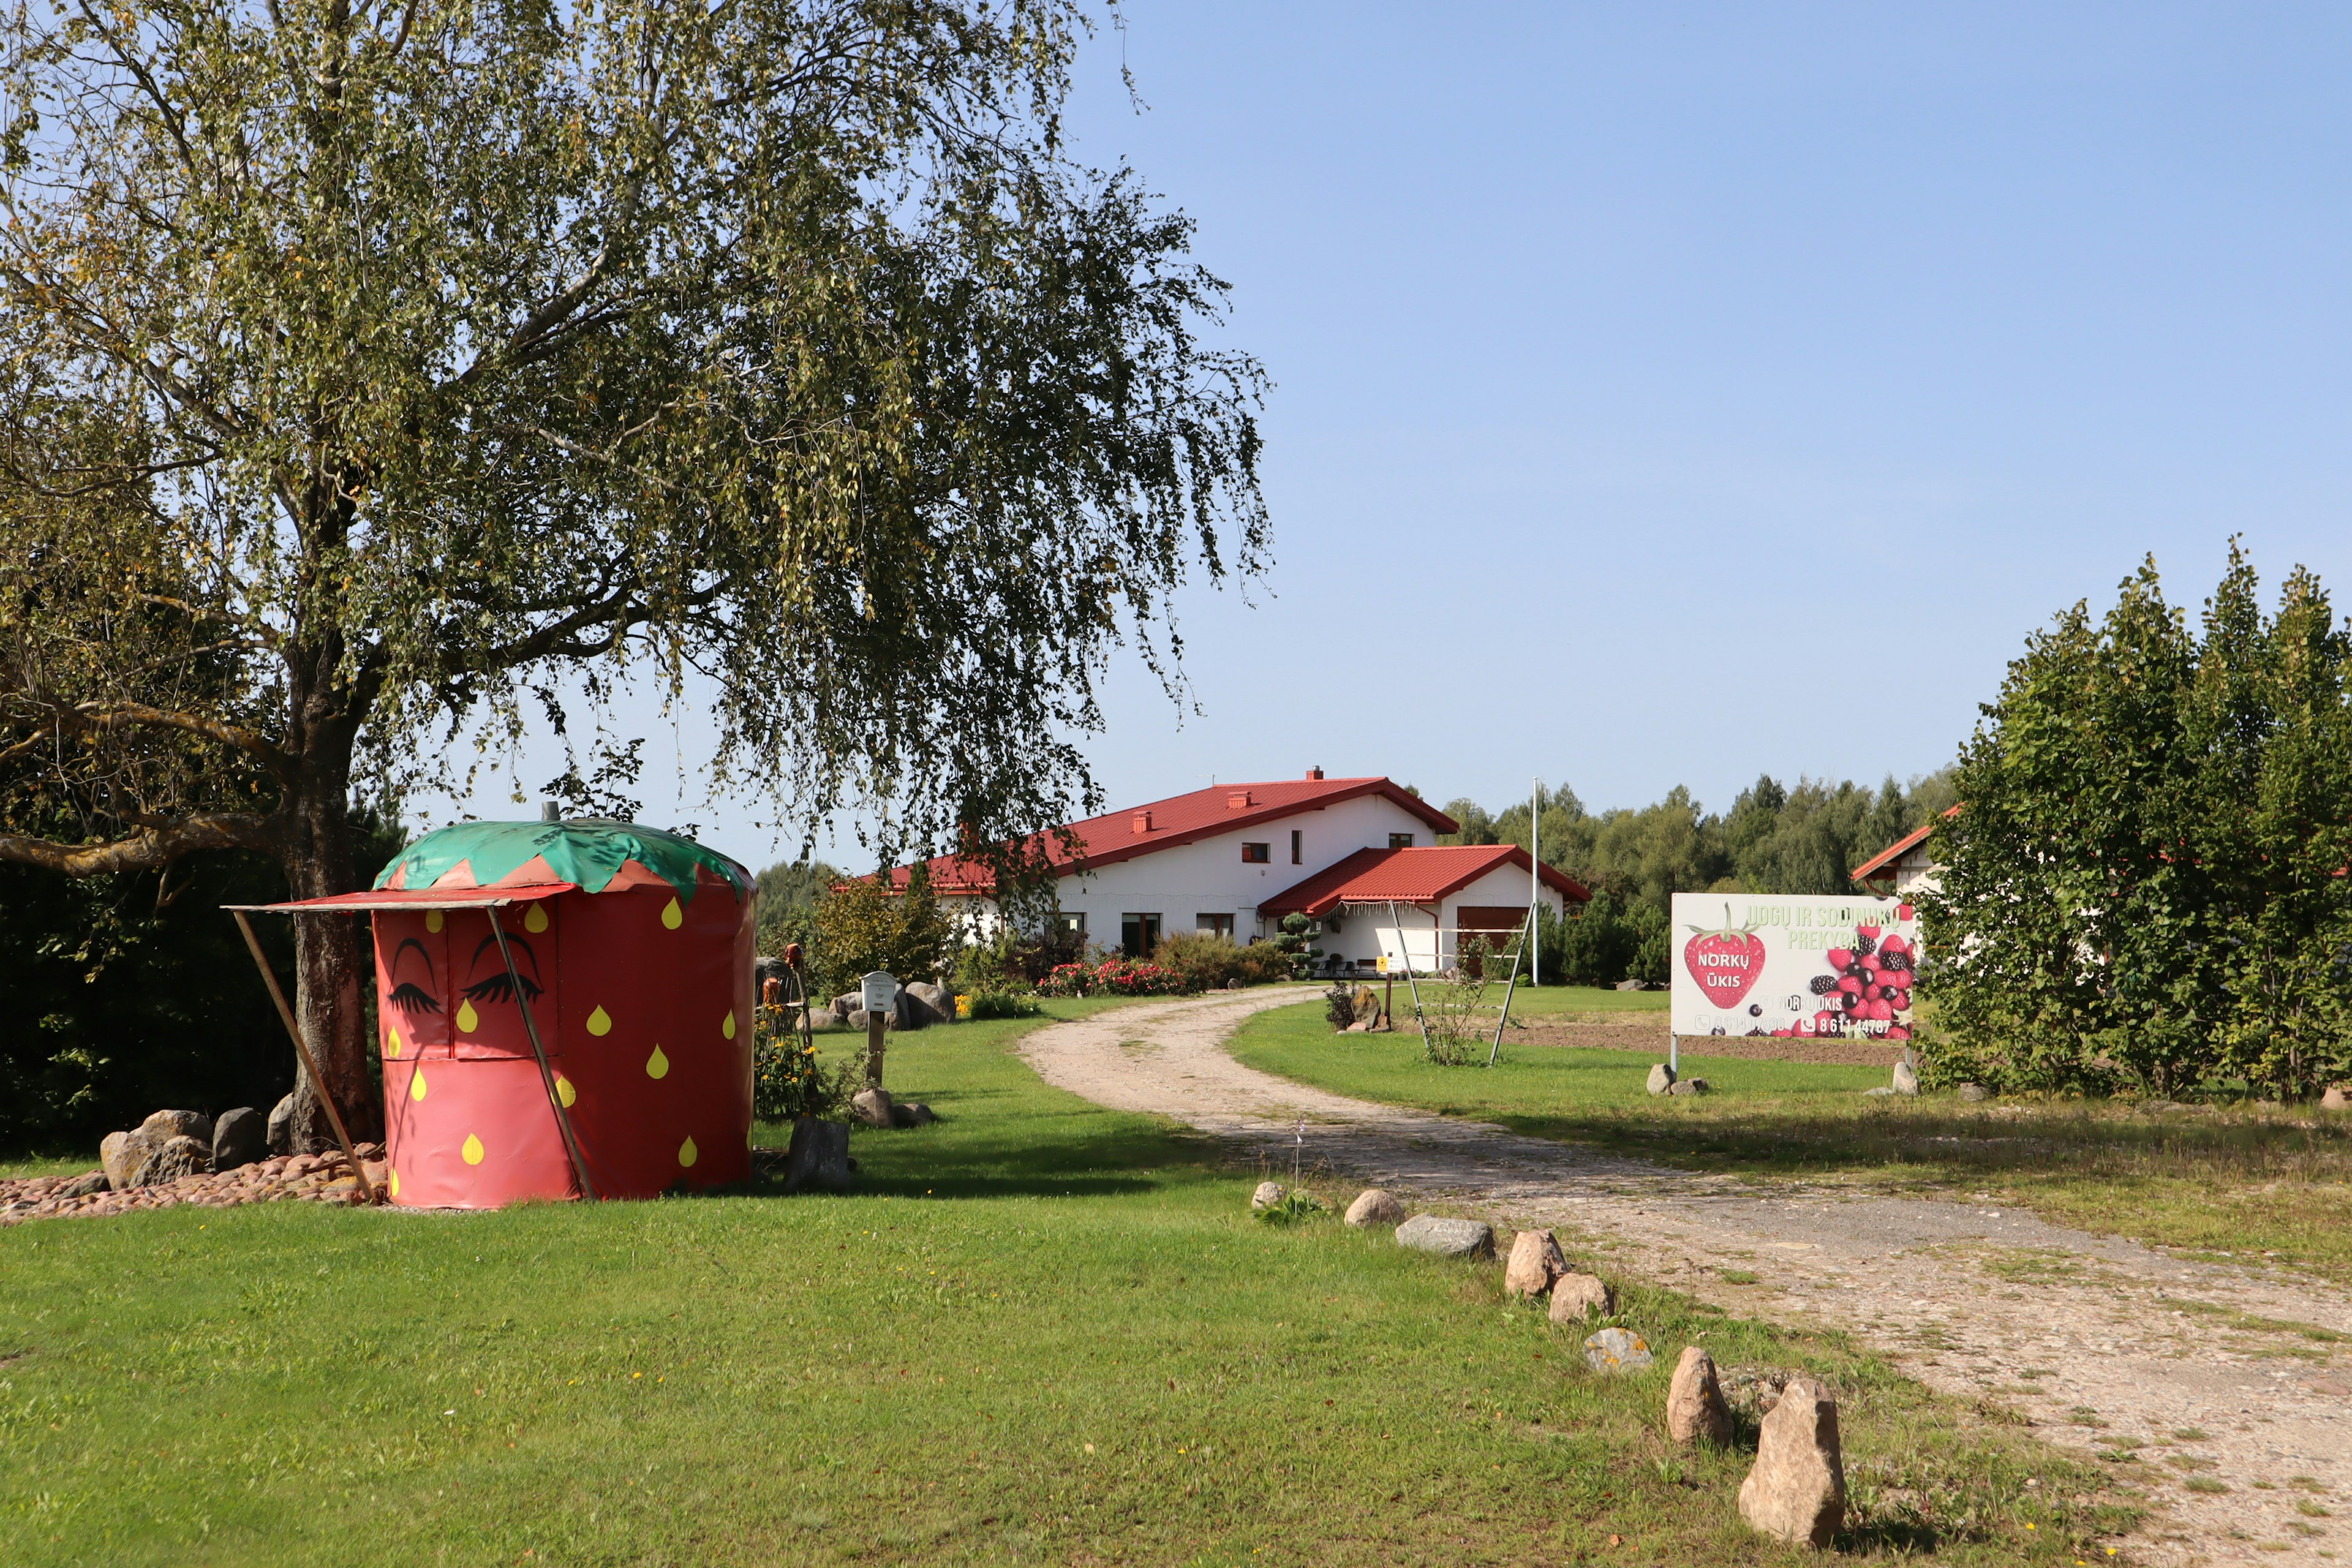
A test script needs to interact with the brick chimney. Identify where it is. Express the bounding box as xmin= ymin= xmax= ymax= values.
xmin=1132 ymin=810 xmax=1153 ymax=834
xmin=1305 ymin=766 xmax=1324 ymax=781
xmin=1227 ymin=791 xmax=1253 ymax=810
